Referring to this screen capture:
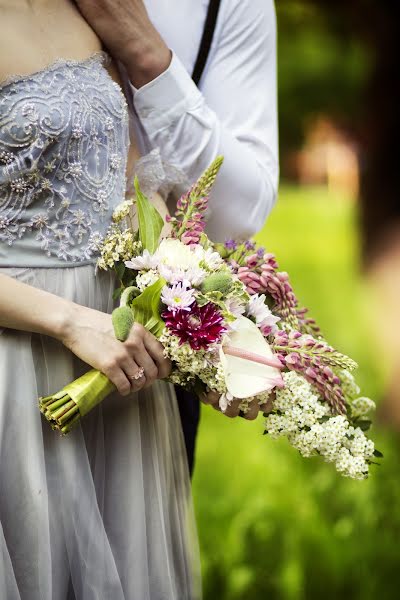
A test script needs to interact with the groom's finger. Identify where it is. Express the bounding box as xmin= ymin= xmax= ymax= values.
xmin=201 ymin=391 xmax=220 ymax=406
xmin=223 ymin=399 xmax=241 ymax=418
xmin=243 ymin=401 xmax=259 ymax=421
xmin=259 ymin=398 xmax=274 ymax=414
